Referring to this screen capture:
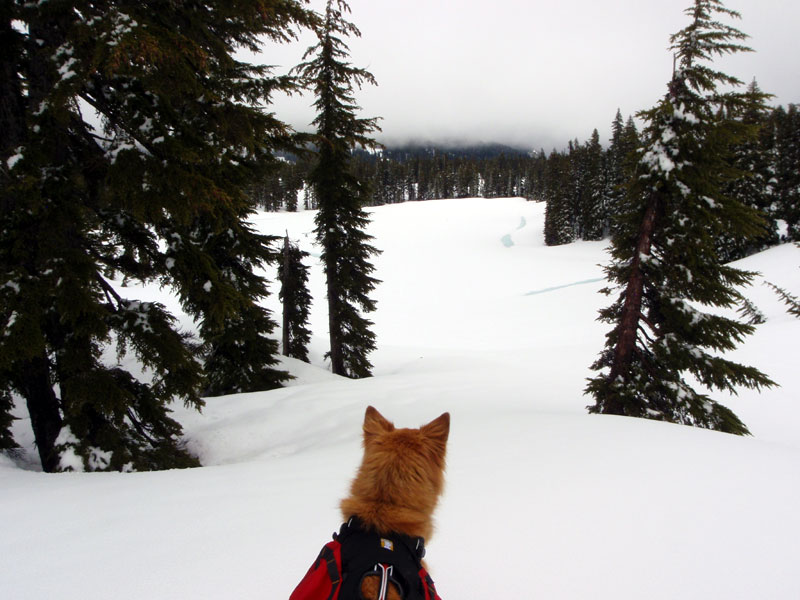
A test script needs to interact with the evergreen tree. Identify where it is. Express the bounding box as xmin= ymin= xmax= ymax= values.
xmin=544 ymin=150 xmax=575 ymax=245
xmin=1 ymin=1 xmax=311 ymax=470
xmin=606 ymin=116 xmax=642 ymax=237
xmin=0 ymin=390 xmax=14 ymax=450
xmin=295 ymin=0 xmax=381 ymax=378
xmin=586 ymin=0 xmax=775 ymax=435
xmin=530 ymin=149 xmax=548 ymax=200
xmin=606 ymin=110 xmax=631 ymax=236
xmin=566 ymin=139 xmax=584 ymax=237
xmin=773 ymin=104 xmax=800 ymax=241
xmin=580 ymin=129 xmax=607 ymax=240
xmin=278 ymin=234 xmax=313 ymax=363
xmin=720 ymin=79 xmax=778 ymax=260
xmin=621 ymin=117 xmax=641 ymax=154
